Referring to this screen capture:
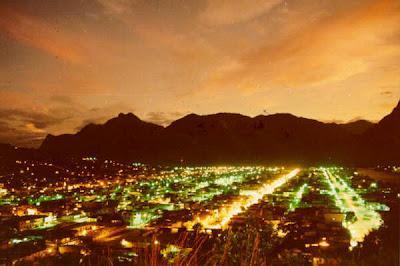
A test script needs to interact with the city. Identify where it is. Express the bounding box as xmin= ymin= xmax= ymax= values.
xmin=0 ymin=0 xmax=399 ymax=265
xmin=0 ymin=159 xmax=398 ymax=265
